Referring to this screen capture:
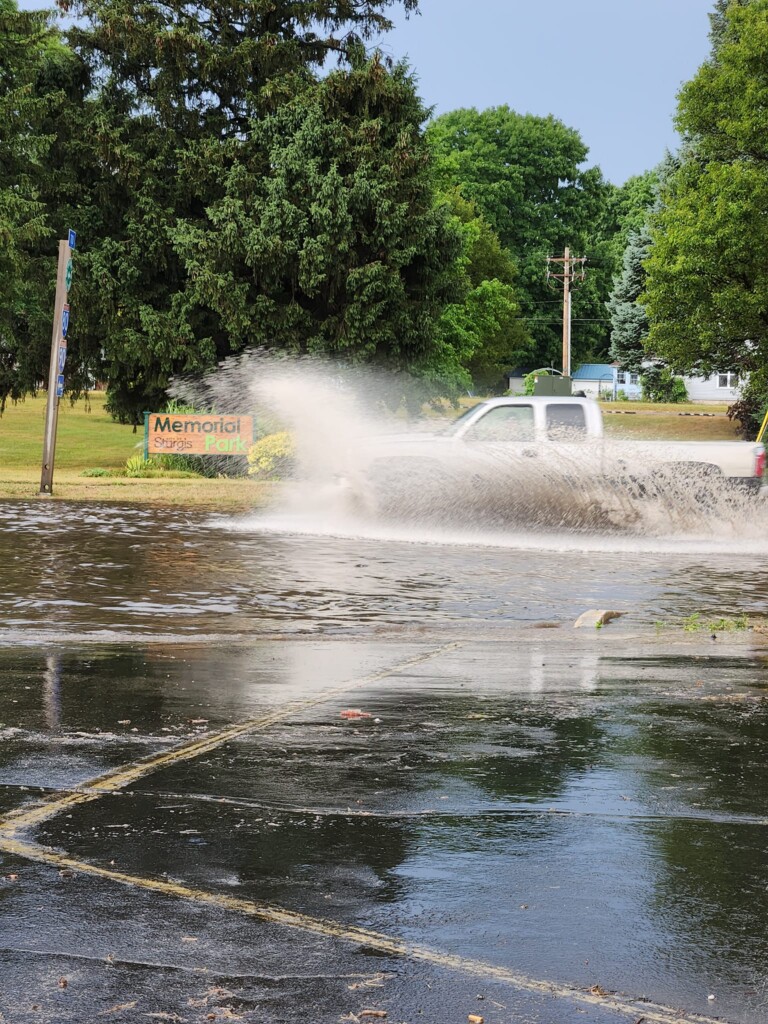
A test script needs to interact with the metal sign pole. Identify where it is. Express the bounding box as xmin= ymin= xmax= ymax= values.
xmin=40 ymin=232 xmax=75 ymax=495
